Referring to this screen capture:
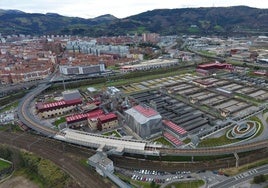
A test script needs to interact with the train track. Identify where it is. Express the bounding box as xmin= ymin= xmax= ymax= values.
xmin=0 ymin=131 xmax=112 ymax=188
xmin=17 ymin=82 xmax=268 ymax=157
